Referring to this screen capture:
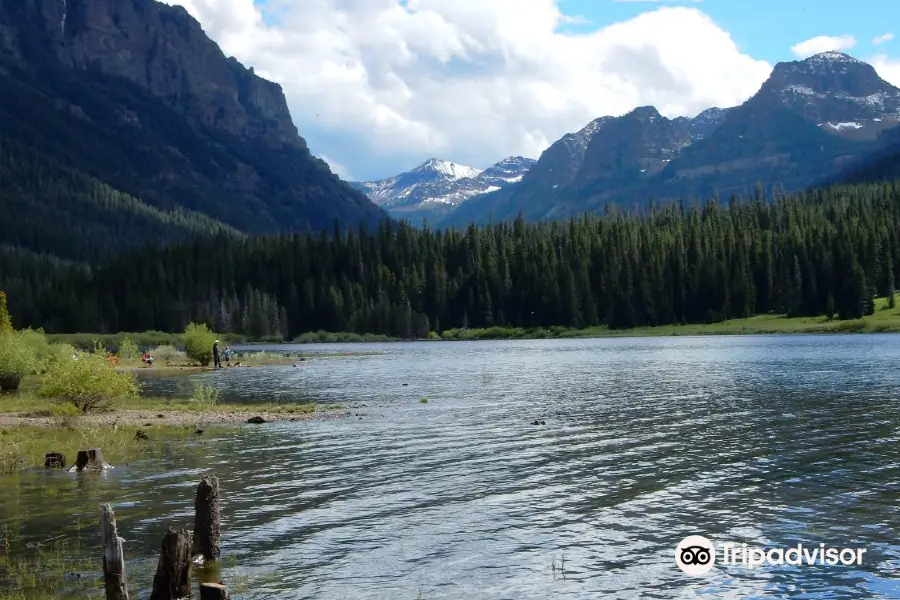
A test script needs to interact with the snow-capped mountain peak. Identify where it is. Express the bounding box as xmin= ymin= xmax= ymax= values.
xmin=413 ymin=158 xmax=482 ymax=180
xmin=761 ymin=51 xmax=900 ymax=140
xmin=350 ymin=156 xmax=536 ymax=220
